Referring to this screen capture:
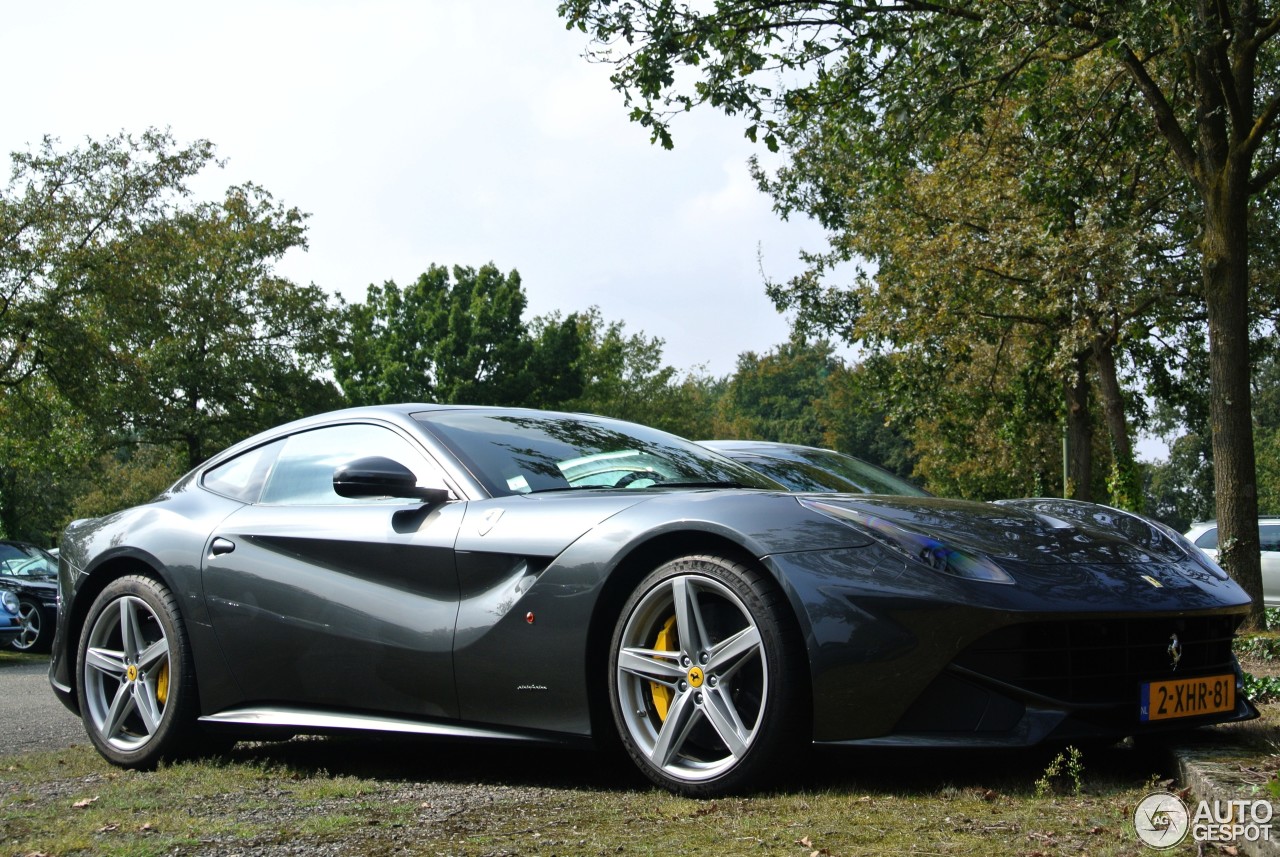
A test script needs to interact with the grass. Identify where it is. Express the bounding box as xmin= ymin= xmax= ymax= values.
xmin=2 ymin=622 xmax=1275 ymax=855
xmin=0 ymin=732 xmax=1238 ymax=856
